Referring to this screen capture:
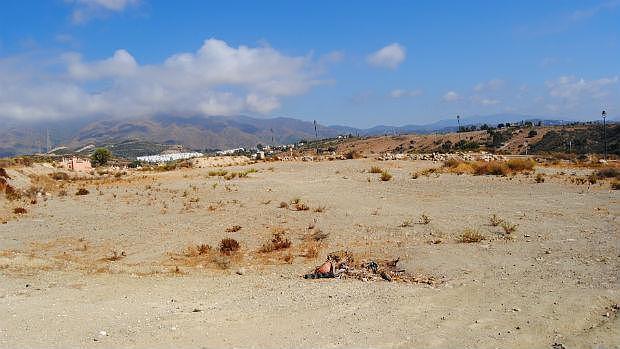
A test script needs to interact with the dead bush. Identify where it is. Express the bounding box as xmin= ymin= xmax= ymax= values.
xmin=13 ymin=207 xmax=27 ymax=214
xmin=278 ymin=201 xmax=289 ymax=209
xmin=500 ymin=221 xmax=518 ymax=234
xmin=306 ymin=229 xmax=329 ymax=241
xmin=380 ymin=170 xmax=393 ymax=181
xmin=0 ymin=168 xmax=11 ymax=179
xmin=197 ymin=244 xmax=212 ymax=255
xmin=58 ymin=189 xmax=68 ymax=197
xmin=313 ymin=205 xmax=326 ymax=213
xmin=443 ymin=158 xmax=462 ymax=168
xmin=5 ymin=185 xmax=21 ymax=200
xmin=489 ymin=214 xmax=503 ymax=226
xmin=400 ymin=219 xmax=413 ymax=227
xmin=219 ymin=238 xmax=240 ymax=255
xmin=595 ymin=167 xmax=620 ymax=179
xmin=344 ymin=150 xmax=360 ymax=159
xmin=369 ymin=166 xmax=383 ymax=173
xmin=104 ymin=250 xmax=126 ymax=261
xmin=300 ymin=240 xmax=322 ymax=259
xmin=506 ymin=158 xmax=536 ymax=172
xmin=419 ymin=214 xmax=431 ymax=225
xmin=473 ymin=161 xmax=509 ymax=176
xmin=535 ymin=173 xmax=545 ymax=183
xmin=76 ymin=188 xmax=89 ymax=195
xmin=226 ymin=225 xmax=242 ymax=233
xmin=612 ymin=180 xmax=620 ymax=190
xmin=457 ymin=228 xmax=485 ymax=243
xmin=258 ymin=233 xmax=292 ymax=253
xmin=50 ymin=172 xmax=70 ymax=180
xmin=294 ymin=202 xmax=310 ymax=211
